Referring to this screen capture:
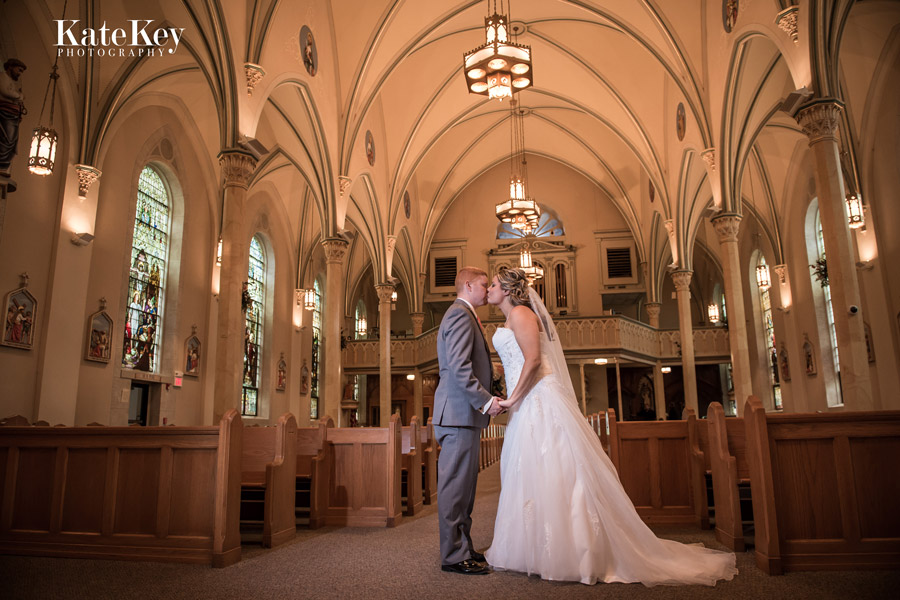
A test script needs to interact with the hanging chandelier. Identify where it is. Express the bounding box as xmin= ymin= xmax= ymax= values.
xmin=463 ymin=1 xmax=533 ymax=101
xmin=519 ymin=244 xmax=543 ymax=282
xmin=845 ymin=194 xmax=864 ymax=229
xmin=28 ymin=0 xmax=67 ymax=176
xmin=756 ymin=262 xmax=771 ymax=290
xmin=496 ymin=99 xmax=540 ymax=229
xmin=707 ymin=303 xmax=720 ymax=324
